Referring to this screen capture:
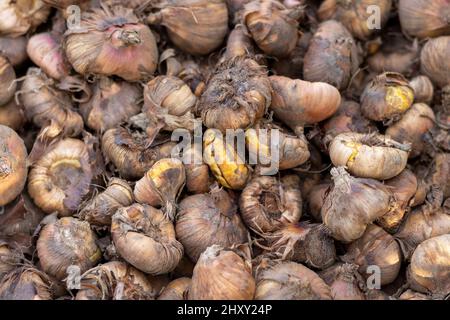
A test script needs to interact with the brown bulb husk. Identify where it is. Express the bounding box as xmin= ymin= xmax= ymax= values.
xmin=342 ymin=225 xmax=402 ymax=286
xmin=223 ymin=24 xmax=256 ymax=61
xmin=0 ymin=242 xmax=20 ymax=280
xmin=254 ymin=258 xmax=332 ymax=300
xmin=20 ymin=68 xmax=84 ymax=138
xmin=148 ymin=0 xmax=229 ymax=56
xmin=303 ymin=20 xmax=360 ymax=90
xmin=0 ymin=99 xmax=25 ymax=131
xmin=28 ymin=138 xmax=93 ymax=216
xmin=0 ymin=125 xmax=27 ymax=206
xmin=399 ymin=289 xmax=430 ymax=300
xmin=65 ymin=4 xmax=158 ymax=81
xmin=242 ymin=0 xmax=301 ymax=58
xmin=377 ymin=169 xmax=418 ymax=232
xmin=36 ymin=217 xmax=101 ymax=280
xmin=101 ymin=127 xmax=176 ymax=180
xmin=270 ymin=75 xmax=341 ymax=136
xmin=80 ymin=77 xmax=141 ymax=133
xmin=76 ymin=261 xmax=157 ymax=300
xmin=261 ymin=223 xmax=336 ymax=270
xmin=203 ymin=128 xmax=251 ymax=190
xmin=386 ymin=103 xmax=436 ymax=158
xmin=399 ymin=0 xmax=450 ymax=39
xmin=0 ymin=0 xmax=50 ymax=38
xmin=189 ymin=245 xmax=255 ymax=300
xmin=134 ymin=158 xmax=186 ymax=221
xmin=321 ymin=167 xmax=394 ymax=243
xmin=361 ymin=72 xmax=415 ymax=122
xmin=420 ymin=36 xmax=450 ymax=89
xmin=407 ymin=234 xmax=450 ymax=297
xmin=239 ymin=175 xmax=302 ymax=234
xmin=78 ymin=178 xmax=133 ymax=227
xmin=43 ymin=0 xmax=89 ymax=9
xmin=426 ymin=153 xmax=450 ymax=198
xmin=111 ymin=204 xmax=184 ymax=275
xmin=0 ymin=36 xmax=28 ymax=66
xmin=176 ymin=188 xmax=249 ymax=262
xmin=329 ymin=132 xmax=410 ymax=180
xmin=0 ymin=266 xmax=53 ymax=300
xmin=158 ymin=277 xmax=191 ymax=300
xmin=327 ymin=263 xmax=366 ymax=300
xmin=0 ymin=55 xmax=16 ymax=106
xmin=307 ymin=183 xmax=331 ymax=222
xmin=199 ymin=58 xmax=271 ymax=133
xmin=409 ymin=75 xmax=434 ymax=104
xmin=182 ymin=144 xmax=213 ymax=194
xmin=318 ymin=0 xmax=392 ymax=40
